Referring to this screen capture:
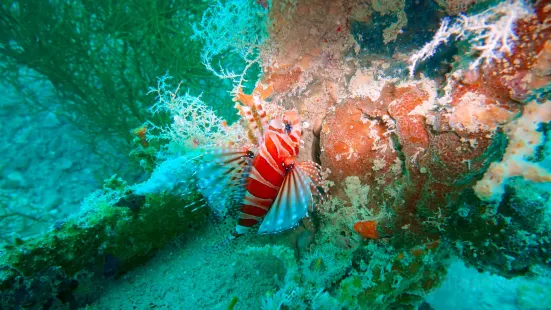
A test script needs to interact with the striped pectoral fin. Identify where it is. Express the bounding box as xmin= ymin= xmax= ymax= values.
xmin=257 ymin=165 xmax=314 ymax=234
xmin=201 ymin=147 xmax=254 ymax=165
xmin=195 ymin=147 xmax=251 ymax=183
xmin=296 ymin=161 xmax=328 ymax=202
xmin=195 ymin=147 xmax=252 ymax=216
